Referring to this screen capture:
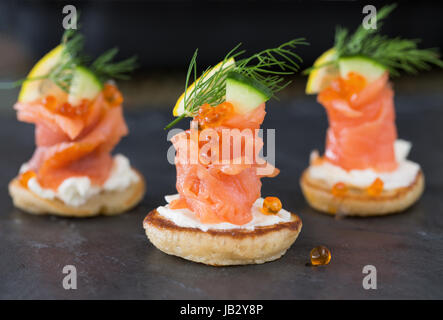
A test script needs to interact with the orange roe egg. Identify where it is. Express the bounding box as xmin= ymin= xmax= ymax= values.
xmin=19 ymin=170 xmax=36 ymax=188
xmin=261 ymin=196 xmax=282 ymax=215
xmin=103 ymin=83 xmax=123 ymax=107
xmin=57 ymin=99 xmax=90 ymax=118
xmin=217 ymin=101 xmax=234 ymax=115
xmin=43 ymin=95 xmax=58 ymax=112
xmin=310 ymin=246 xmax=331 ymax=266
xmin=367 ymin=177 xmax=384 ymax=196
xmin=319 ymin=72 xmax=367 ymax=106
xmin=195 ymin=102 xmax=234 ymax=128
xmin=340 ymin=72 xmax=367 ymax=102
xmin=331 ymin=182 xmax=348 ymax=197
xmin=43 ymin=95 xmax=92 ymax=118
xmin=203 ymin=109 xmax=221 ymax=125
